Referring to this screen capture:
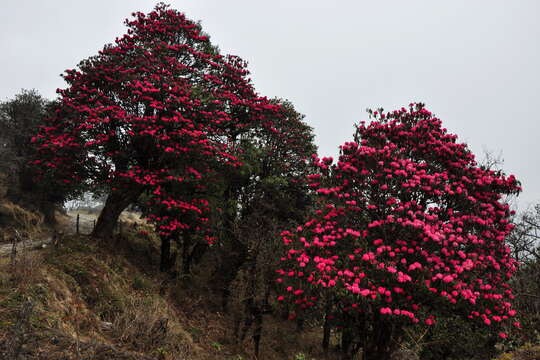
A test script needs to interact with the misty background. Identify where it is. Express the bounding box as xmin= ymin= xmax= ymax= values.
xmin=1 ymin=0 xmax=539 ymax=210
